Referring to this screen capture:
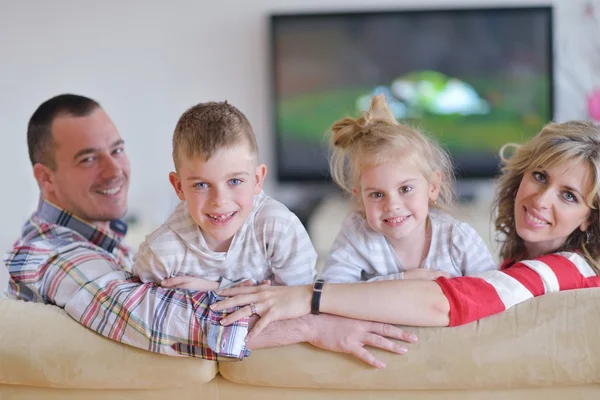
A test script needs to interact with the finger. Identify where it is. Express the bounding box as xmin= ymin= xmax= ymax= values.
xmin=260 ymin=279 xmax=271 ymax=286
xmin=371 ymin=323 xmax=418 ymax=343
xmin=161 ymin=276 xmax=191 ymax=287
xmin=211 ymin=294 xmax=261 ymax=311
xmin=348 ymin=344 xmax=386 ymax=369
xmin=232 ymin=279 xmax=253 ymax=288
xmin=246 ymin=315 xmax=273 ymax=342
xmin=220 ymin=305 xmax=254 ymax=326
xmin=363 ymin=333 xmax=408 ymax=355
xmin=217 ymin=285 xmax=264 ymax=296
